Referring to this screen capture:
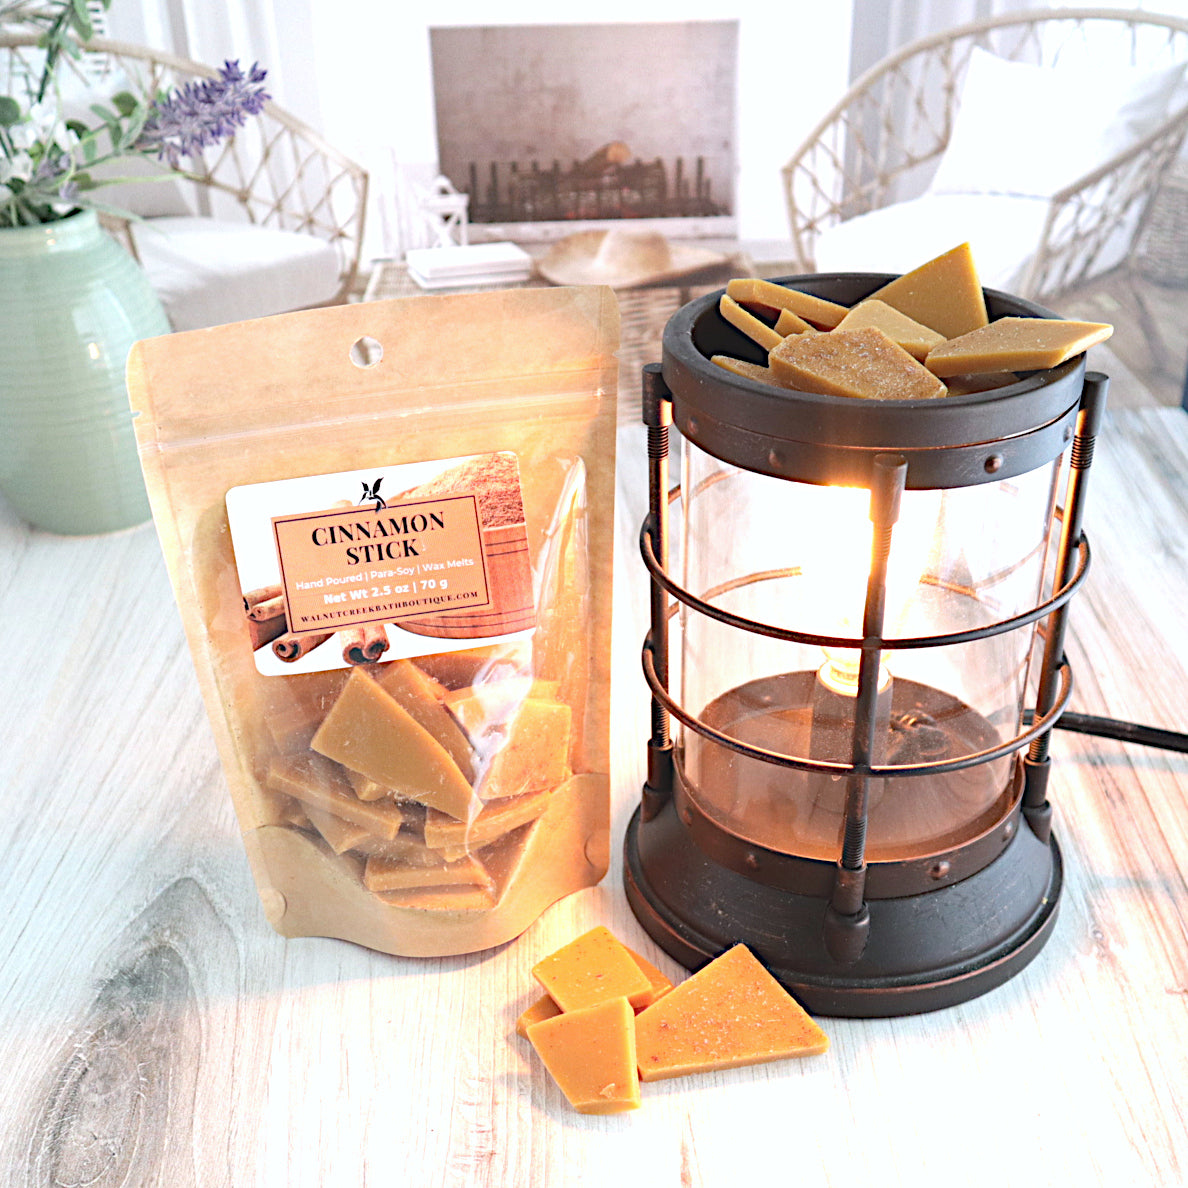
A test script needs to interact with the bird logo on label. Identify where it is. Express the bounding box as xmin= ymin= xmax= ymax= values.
xmin=359 ymin=478 xmax=386 ymax=512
